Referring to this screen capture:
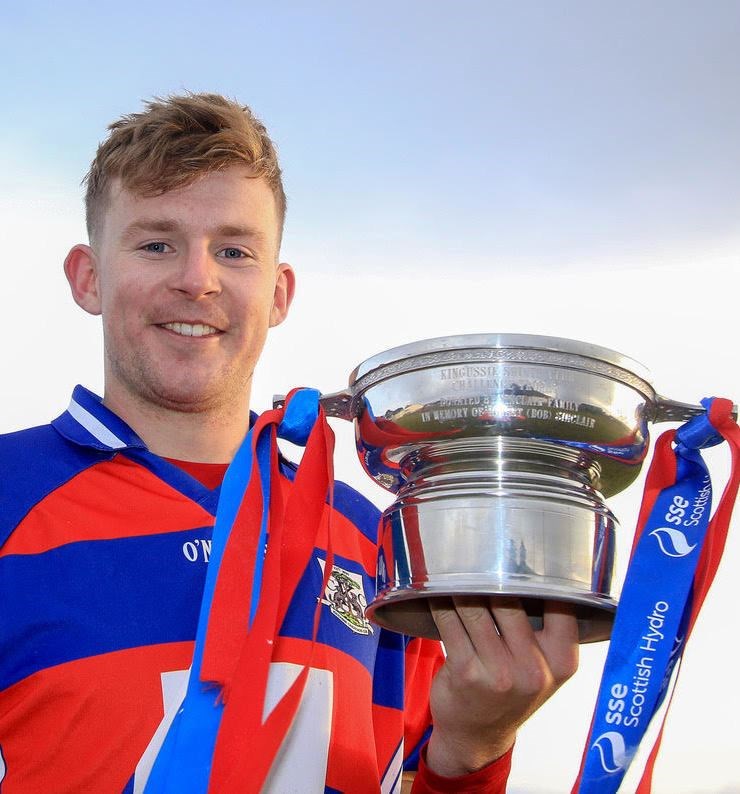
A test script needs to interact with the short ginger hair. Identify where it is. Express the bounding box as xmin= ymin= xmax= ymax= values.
xmin=84 ymin=92 xmax=286 ymax=245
